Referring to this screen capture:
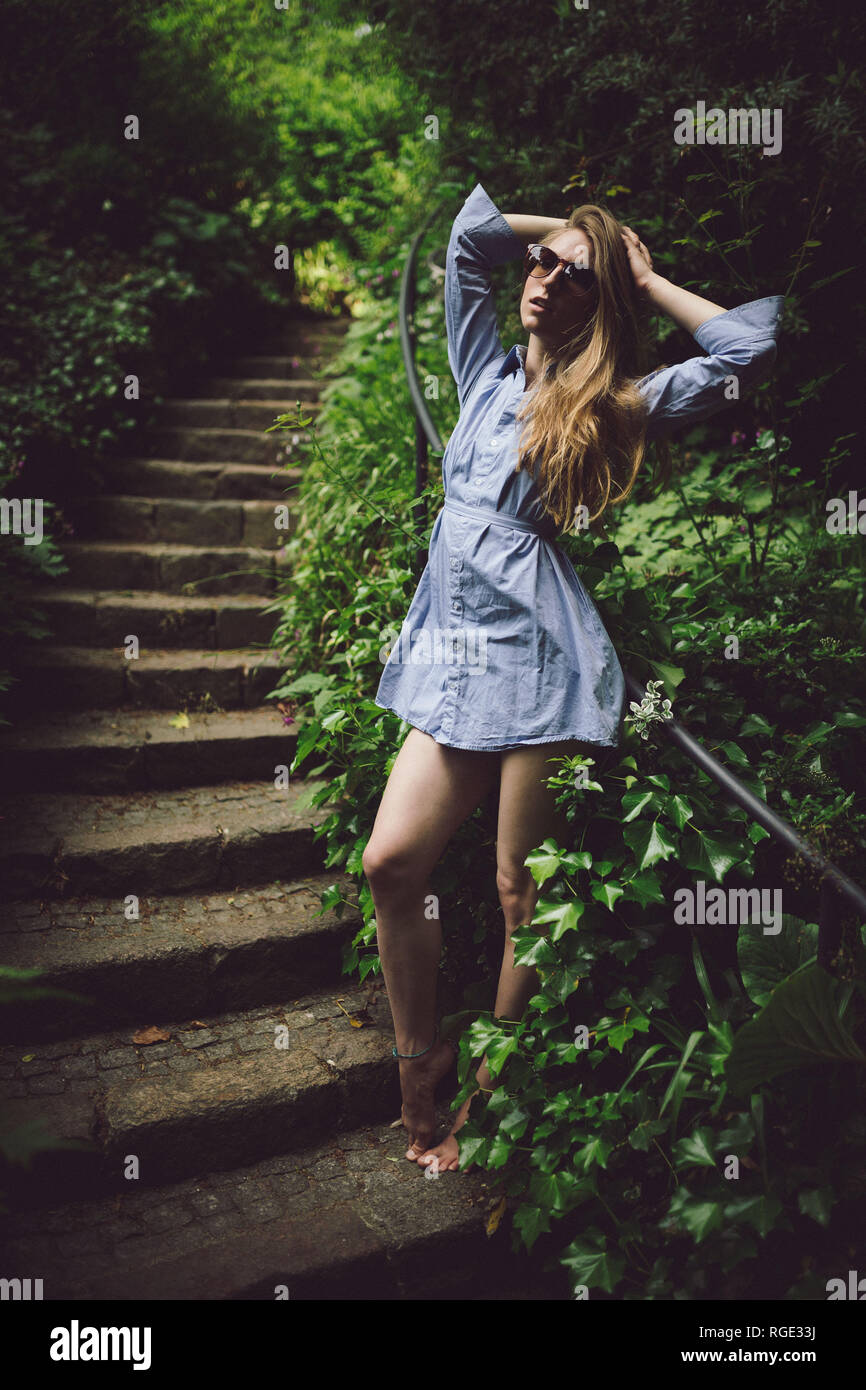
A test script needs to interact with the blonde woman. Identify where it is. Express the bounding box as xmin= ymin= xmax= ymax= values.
xmin=364 ymin=182 xmax=783 ymax=1172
